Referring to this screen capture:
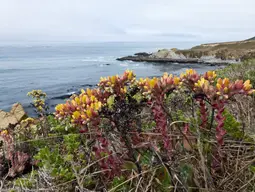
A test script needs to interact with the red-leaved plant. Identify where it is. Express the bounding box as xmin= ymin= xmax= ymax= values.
xmin=55 ymin=69 xmax=254 ymax=179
